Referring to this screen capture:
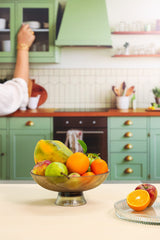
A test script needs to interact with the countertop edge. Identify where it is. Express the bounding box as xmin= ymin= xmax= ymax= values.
xmin=3 ymin=108 xmax=160 ymax=117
